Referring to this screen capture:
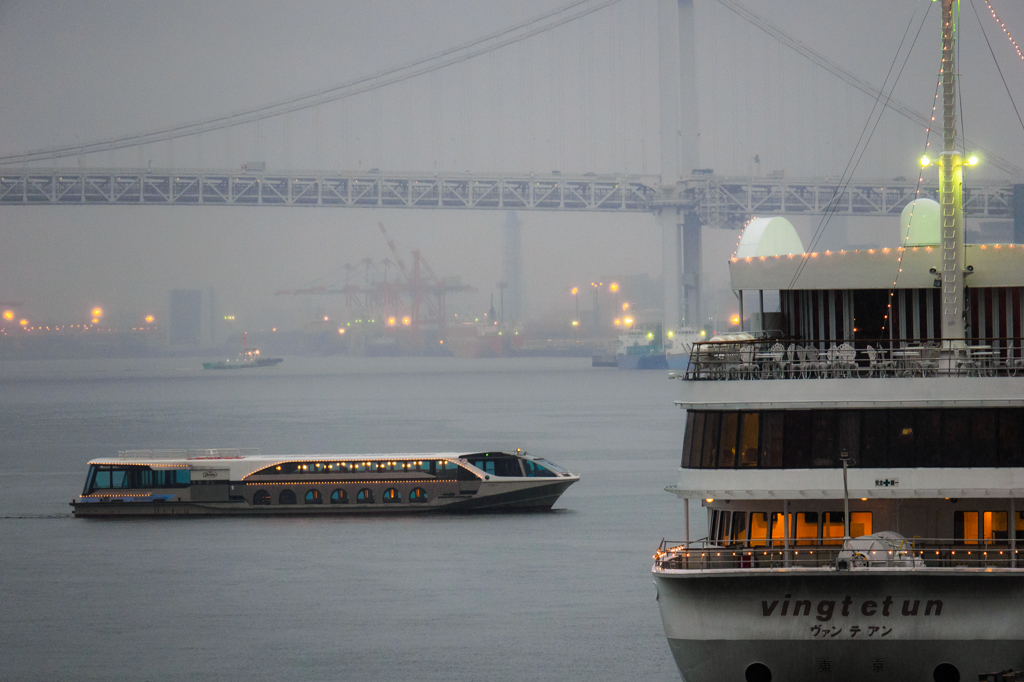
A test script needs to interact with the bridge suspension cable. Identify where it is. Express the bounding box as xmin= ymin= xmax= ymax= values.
xmin=714 ymin=0 xmax=1022 ymax=175
xmin=0 ymin=0 xmax=621 ymax=166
